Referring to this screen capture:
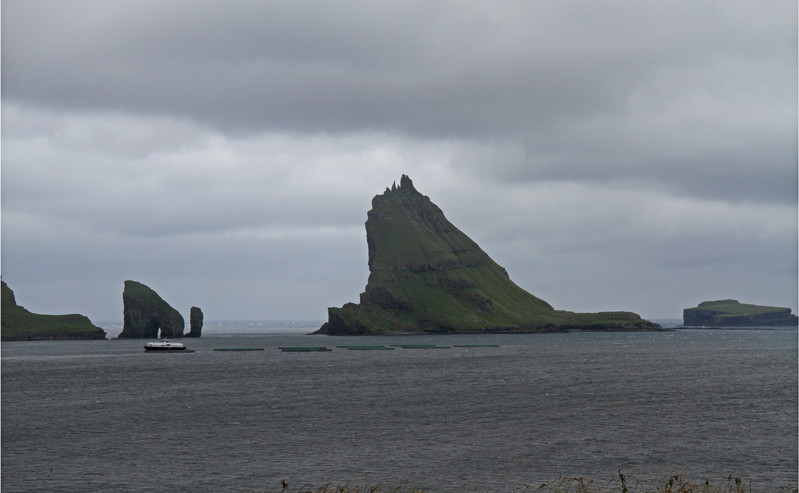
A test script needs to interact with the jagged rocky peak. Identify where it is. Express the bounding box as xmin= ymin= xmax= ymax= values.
xmin=366 ymin=175 xmax=485 ymax=274
xmin=385 ymin=174 xmax=417 ymax=193
xmin=398 ymin=173 xmax=416 ymax=190
xmin=118 ymin=280 xmax=186 ymax=339
xmin=317 ymin=176 xmax=660 ymax=335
